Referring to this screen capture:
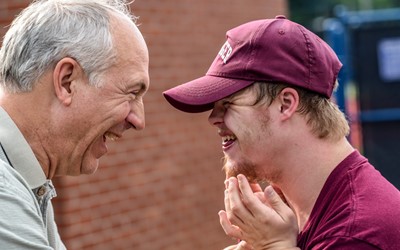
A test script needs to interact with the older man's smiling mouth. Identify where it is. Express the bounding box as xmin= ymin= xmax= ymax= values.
xmin=103 ymin=131 xmax=121 ymax=142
